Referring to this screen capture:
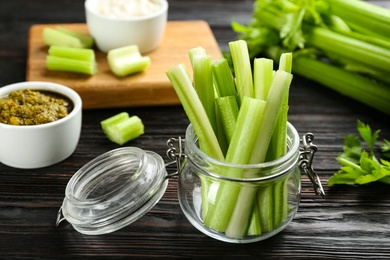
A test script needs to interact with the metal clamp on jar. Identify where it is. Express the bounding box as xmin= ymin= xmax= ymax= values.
xmin=57 ymin=122 xmax=324 ymax=243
